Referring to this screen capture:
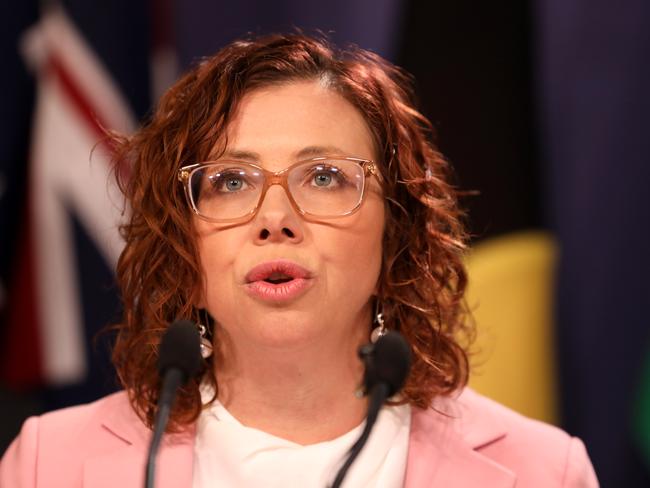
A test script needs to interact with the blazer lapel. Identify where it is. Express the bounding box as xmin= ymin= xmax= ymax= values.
xmin=83 ymin=394 xmax=195 ymax=488
xmin=404 ymin=392 xmax=517 ymax=488
xmin=81 ymin=389 xmax=516 ymax=488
